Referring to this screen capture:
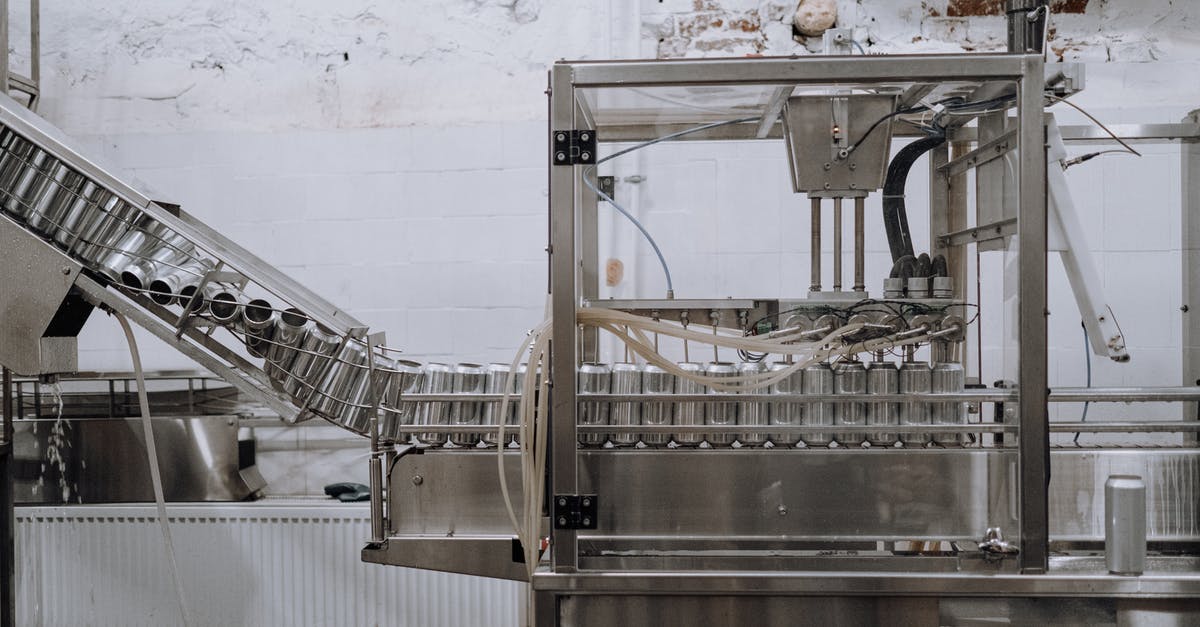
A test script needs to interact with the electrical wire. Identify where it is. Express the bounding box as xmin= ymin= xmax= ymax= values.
xmin=583 ymin=115 xmax=760 ymax=298
xmin=1074 ymin=321 xmax=1092 ymax=445
xmin=115 ymin=312 xmax=192 ymax=627
xmin=1044 ymin=93 xmax=1141 ymax=158
xmin=850 ymin=40 xmax=867 ymax=55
